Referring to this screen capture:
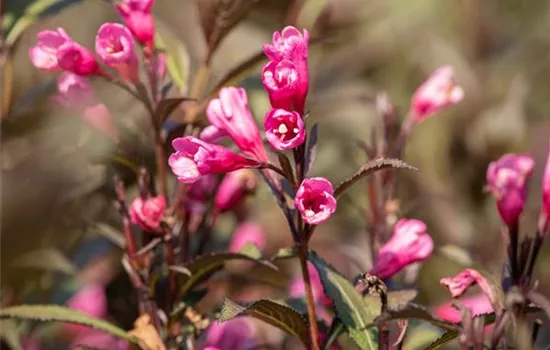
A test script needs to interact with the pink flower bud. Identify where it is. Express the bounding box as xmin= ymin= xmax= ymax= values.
xmin=215 ymin=169 xmax=257 ymax=212
xmin=57 ymin=41 xmax=99 ymax=76
xmin=370 ymin=218 xmax=434 ymax=280
xmin=229 ymin=222 xmax=266 ymax=252
xmin=199 ymin=125 xmax=228 ymax=144
xmin=542 ymin=140 xmax=550 ymax=218
xmin=434 ymin=294 xmax=493 ymax=325
xmin=202 ymin=318 xmax=256 ymax=350
xmin=486 ymin=154 xmax=535 ymax=225
xmin=264 ymin=109 xmax=305 ymax=151
xmin=262 ymin=60 xmax=305 ymax=113
xmin=440 ymin=268 xmax=496 ymax=305
xmin=294 ymin=177 xmax=337 ymax=225
xmin=116 ymin=0 xmax=155 ymax=49
xmin=263 ymin=26 xmax=309 ymax=63
xmin=129 ymin=195 xmax=166 ymax=232
xmin=169 ymin=136 xmax=261 ymax=184
xmin=411 ymin=65 xmax=464 ymax=122
xmin=95 ymin=23 xmax=139 ymax=83
xmin=206 ymin=87 xmax=268 ymax=162
xmin=289 ymin=261 xmax=331 ymax=307
xmin=29 ymin=28 xmax=71 ymax=71
xmin=65 ymin=284 xmax=107 ymax=336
